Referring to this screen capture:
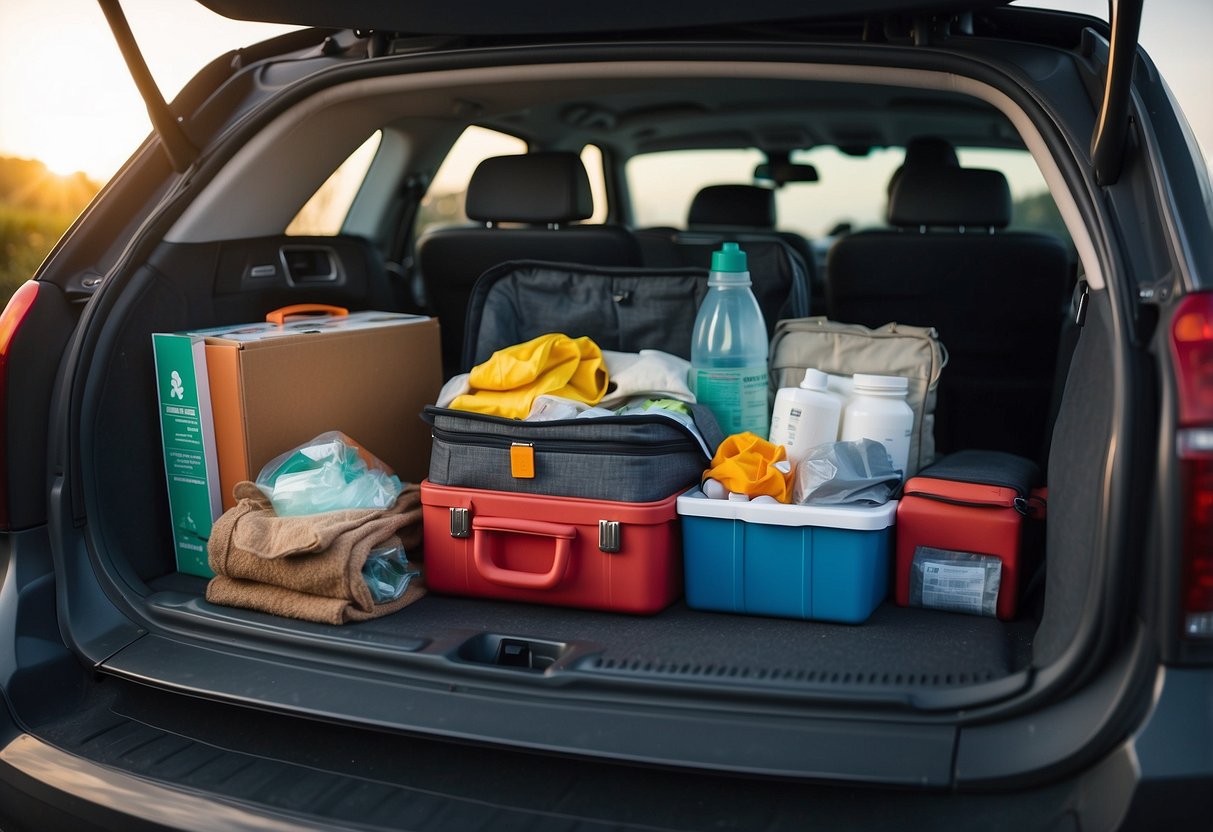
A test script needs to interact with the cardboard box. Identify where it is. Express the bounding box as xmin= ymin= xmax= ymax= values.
xmin=151 ymin=332 xmax=223 ymax=577
xmin=154 ymin=311 xmax=442 ymax=577
xmin=197 ymin=312 xmax=442 ymax=511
